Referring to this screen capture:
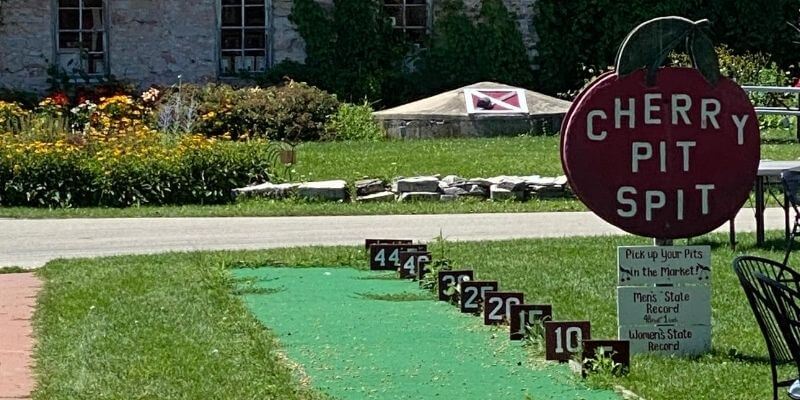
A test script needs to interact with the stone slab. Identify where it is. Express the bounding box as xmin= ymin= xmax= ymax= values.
xmin=356 ymin=191 xmax=395 ymax=202
xmin=298 ymin=180 xmax=348 ymax=201
xmin=490 ymin=185 xmax=524 ymax=201
xmin=396 ymin=177 xmax=440 ymax=193
xmin=398 ymin=192 xmax=441 ymax=202
xmin=355 ymin=179 xmax=385 ymax=197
